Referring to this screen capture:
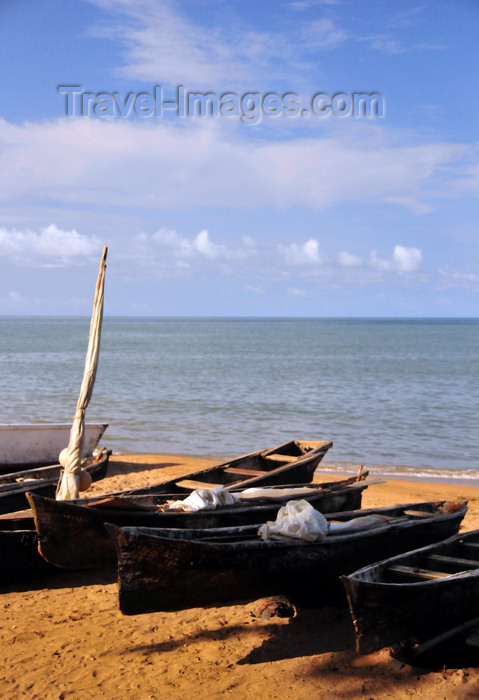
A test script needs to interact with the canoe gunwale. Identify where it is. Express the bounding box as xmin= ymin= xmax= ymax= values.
xmin=112 ymin=501 xmax=468 ymax=549
xmin=342 ymin=528 xmax=479 ymax=585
